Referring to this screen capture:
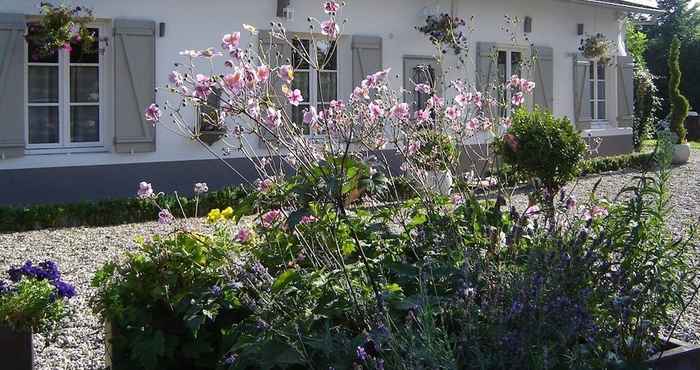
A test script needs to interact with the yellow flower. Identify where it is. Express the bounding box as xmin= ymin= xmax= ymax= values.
xmin=207 ymin=208 xmax=222 ymax=223
xmin=221 ymin=207 xmax=234 ymax=220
